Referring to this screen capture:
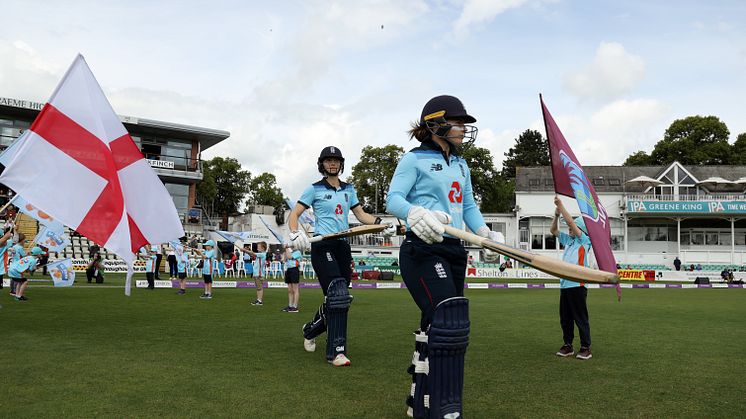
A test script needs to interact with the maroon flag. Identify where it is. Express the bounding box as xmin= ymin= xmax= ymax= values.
xmin=540 ymin=95 xmax=620 ymax=299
